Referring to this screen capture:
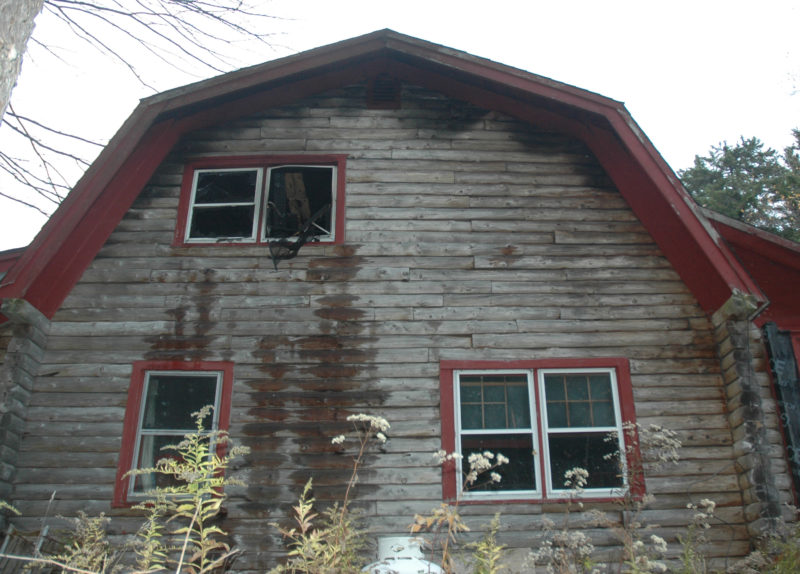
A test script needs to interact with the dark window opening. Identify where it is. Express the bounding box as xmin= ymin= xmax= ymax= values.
xmin=265 ymin=166 xmax=333 ymax=240
xmin=547 ymin=433 xmax=623 ymax=490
